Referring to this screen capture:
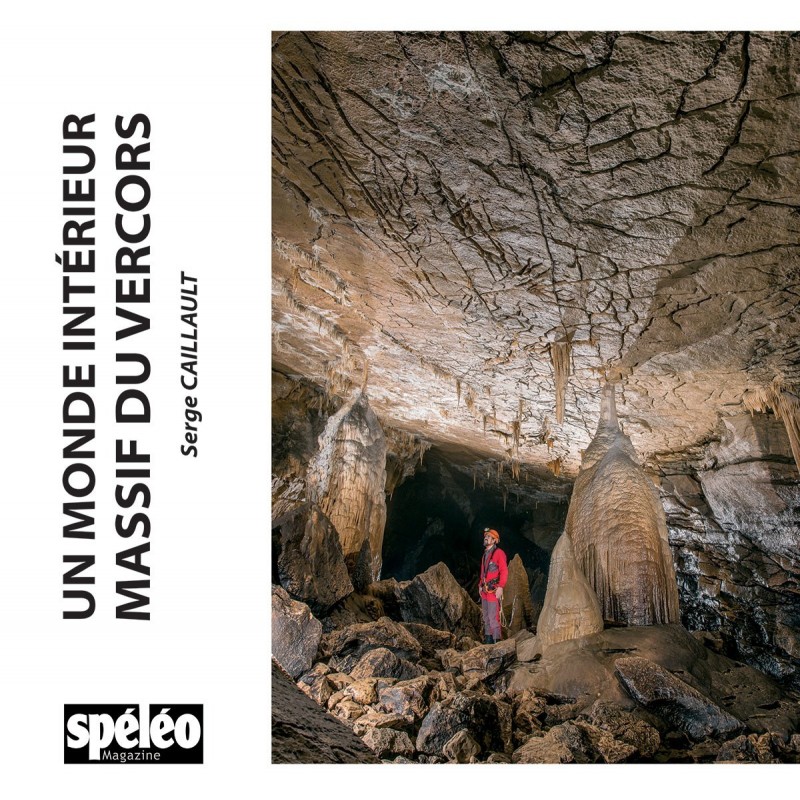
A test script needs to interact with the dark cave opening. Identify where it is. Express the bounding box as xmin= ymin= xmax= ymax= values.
xmin=382 ymin=448 xmax=568 ymax=607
